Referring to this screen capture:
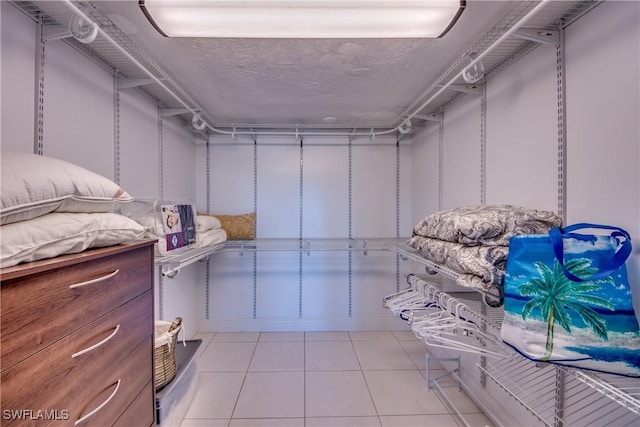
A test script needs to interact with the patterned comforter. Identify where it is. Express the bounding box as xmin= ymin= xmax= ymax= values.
xmin=412 ymin=204 xmax=562 ymax=246
xmin=409 ymin=205 xmax=561 ymax=290
xmin=407 ymin=235 xmax=508 ymax=291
